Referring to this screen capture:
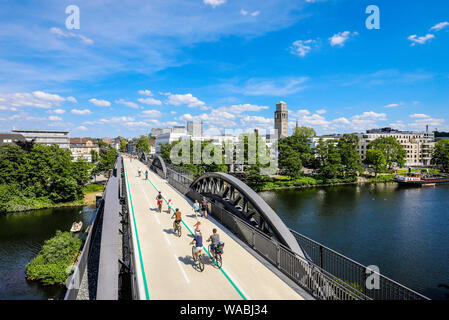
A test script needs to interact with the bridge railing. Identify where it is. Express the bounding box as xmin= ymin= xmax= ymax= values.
xmin=150 ymin=159 xmax=429 ymax=300
xmin=289 ymin=229 xmax=429 ymax=300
